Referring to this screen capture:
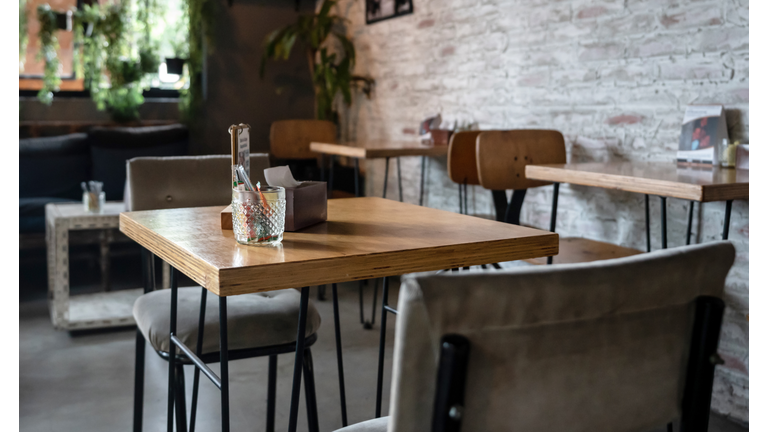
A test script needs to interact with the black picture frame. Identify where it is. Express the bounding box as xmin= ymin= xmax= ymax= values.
xmin=366 ymin=0 xmax=413 ymax=25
